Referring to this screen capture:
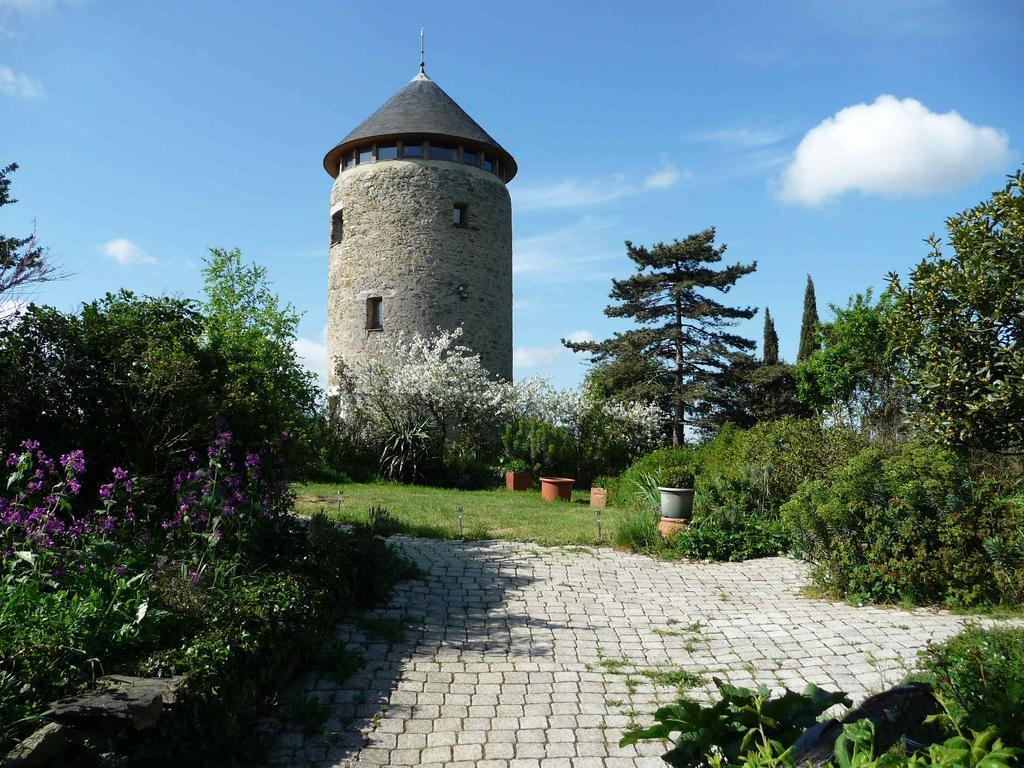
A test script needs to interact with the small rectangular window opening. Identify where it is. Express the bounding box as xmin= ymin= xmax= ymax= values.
xmin=366 ymin=297 xmax=383 ymax=330
xmin=453 ymin=203 xmax=468 ymax=227
xmin=402 ymin=142 xmax=424 ymax=158
xmin=330 ymin=210 xmax=343 ymax=245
